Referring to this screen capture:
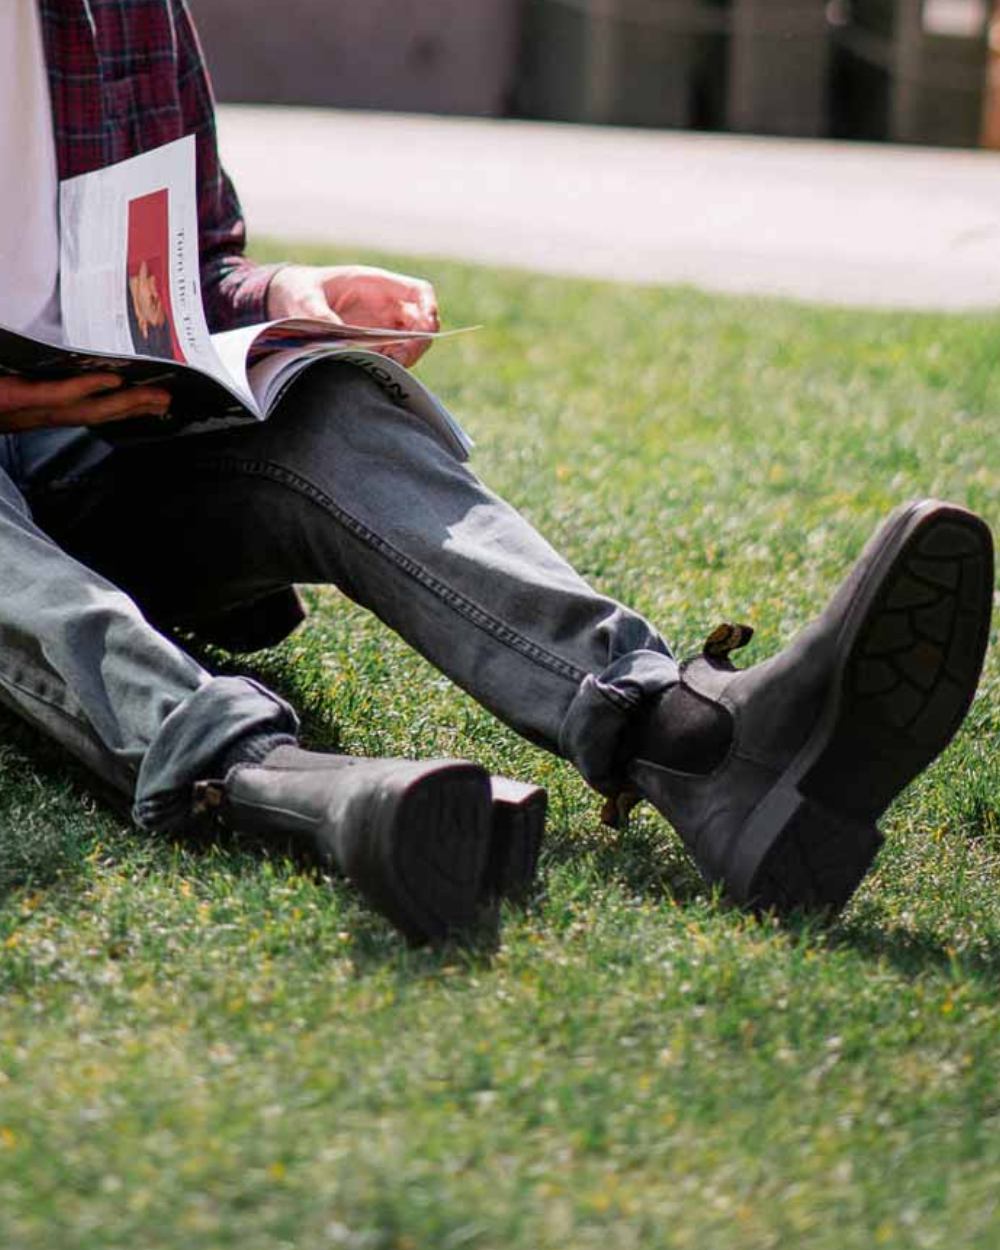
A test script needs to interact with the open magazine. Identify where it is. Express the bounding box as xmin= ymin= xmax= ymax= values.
xmin=0 ymin=136 xmax=473 ymax=458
